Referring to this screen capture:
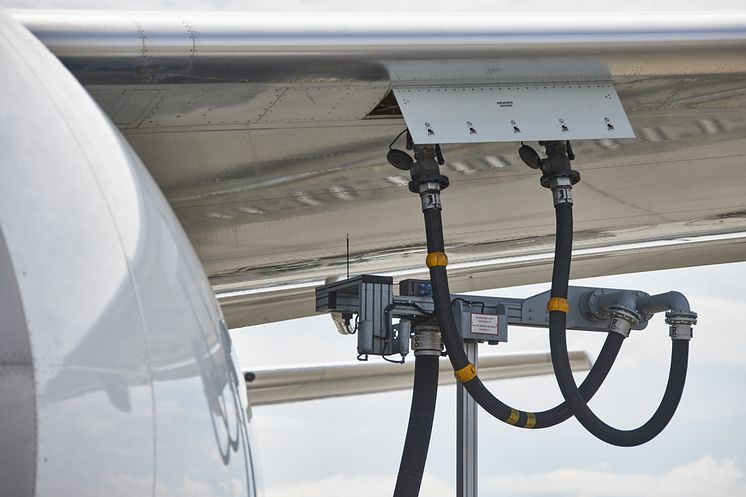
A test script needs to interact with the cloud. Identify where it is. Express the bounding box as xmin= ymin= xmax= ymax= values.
xmin=483 ymin=456 xmax=745 ymax=497
xmin=266 ymin=472 xmax=452 ymax=497
xmin=265 ymin=457 xmax=745 ymax=497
